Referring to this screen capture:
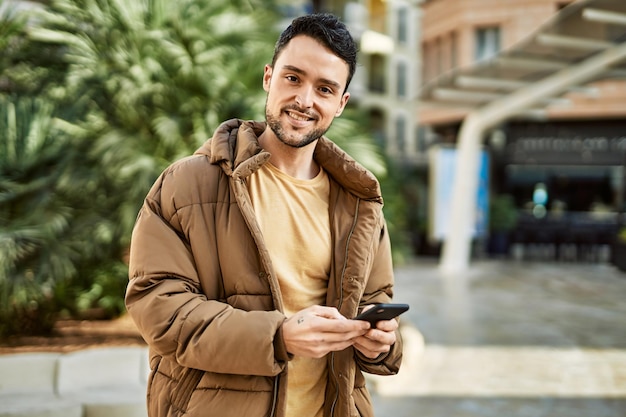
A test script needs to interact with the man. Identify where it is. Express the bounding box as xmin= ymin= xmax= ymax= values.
xmin=125 ymin=13 xmax=403 ymax=417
